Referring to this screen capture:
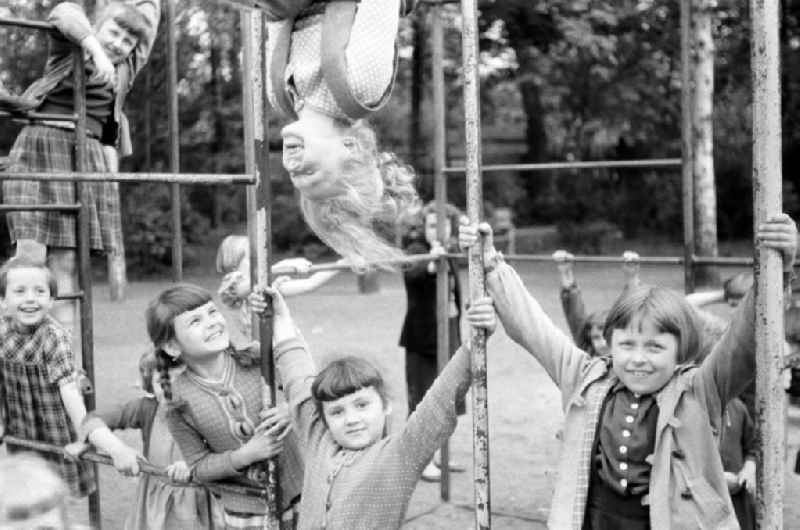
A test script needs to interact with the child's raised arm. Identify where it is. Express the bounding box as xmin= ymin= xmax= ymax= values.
xmin=460 ymin=220 xmax=591 ymax=403
xmin=553 ymin=250 xmax=586 ymax=343
xmin=697 ymin=213 xmax=798 ymax=408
